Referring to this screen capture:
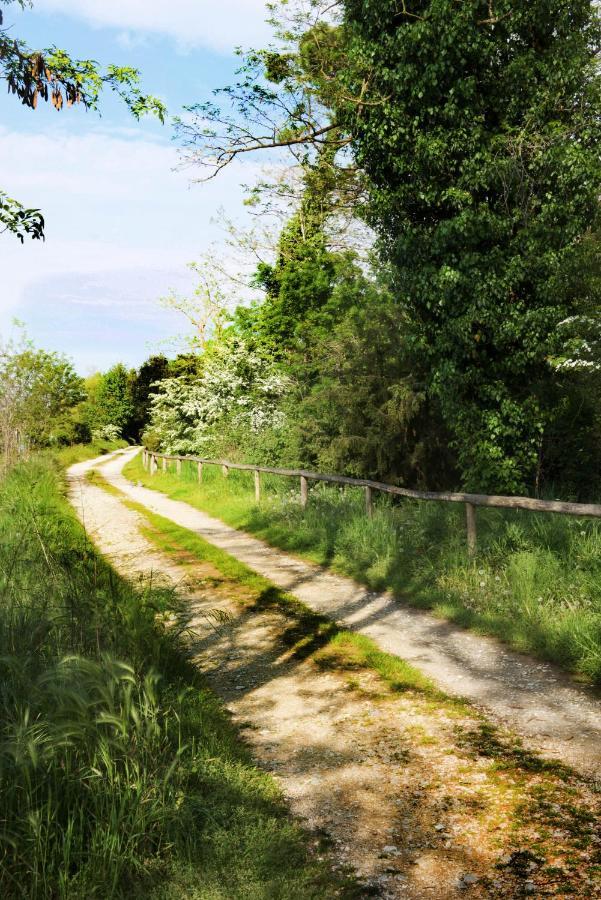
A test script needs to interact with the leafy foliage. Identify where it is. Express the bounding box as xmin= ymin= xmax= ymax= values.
xmin=144 ymin=337 xmax=289 ymax=457
xmin=174 ymin=0 xmax=601 ymax=498
xmin=0 ymin=333 xmax=84 ymax=460
xmin=283 ymin=295 xmax=456 ymax=485
xmin=0 ymin=0 xmax=166 ymax=241
xmin=336 ymin=0 xmax=601 ymax=491
xmin=86 ymin=363 xmax=133 ymax=439
xmin=0 ymin=189 xmax=44 ymax=242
